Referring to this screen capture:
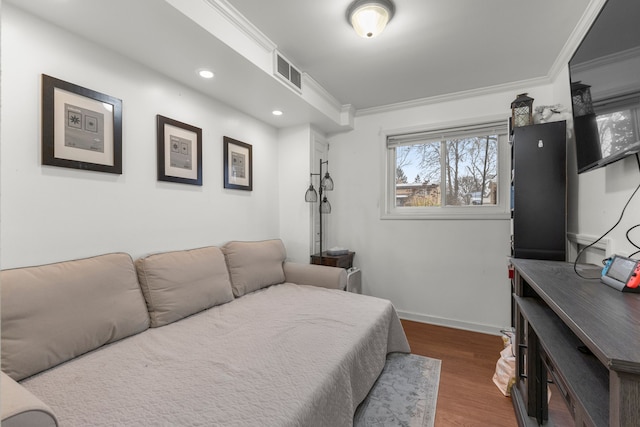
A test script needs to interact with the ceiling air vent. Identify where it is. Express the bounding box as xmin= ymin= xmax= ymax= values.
xmin=274 ymin=51 xmax=302 ymax=92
